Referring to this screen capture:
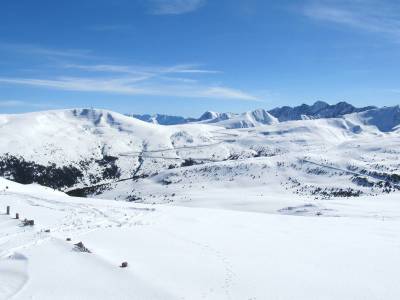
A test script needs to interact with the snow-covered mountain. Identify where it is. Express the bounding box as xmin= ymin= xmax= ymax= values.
xmin=268 ymin=101 xmax=376 ymax=121
xmin=130 ymin=109 xmax=277 ymax=129
xmin=129 ymin=110 xmax=237 ymax=126
xmin=129 ymin=101 xmax=376 ymax=127
xmin=0 ymin=108 xmax=220 ymax=192
xmin=344 ymin=105 xmax=400 ymax=132
xmin=1 ymin=105 xmax=400 ymax=203
xmin=197 ymin=111 xmax=235 ymax=122
xmin=208 ymin=109 xmax=278 ymax=129
xmin=127 ymin=113 xmax=196 ymax=125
